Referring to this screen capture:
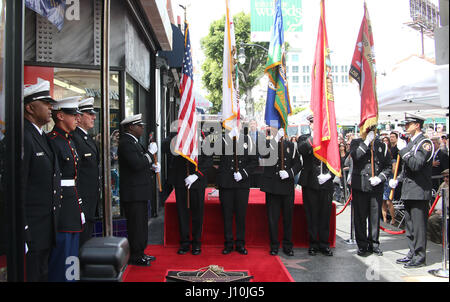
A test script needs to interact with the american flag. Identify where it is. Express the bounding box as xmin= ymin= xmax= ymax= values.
xmin=174 ymin=23 xmax=198 ymax=169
